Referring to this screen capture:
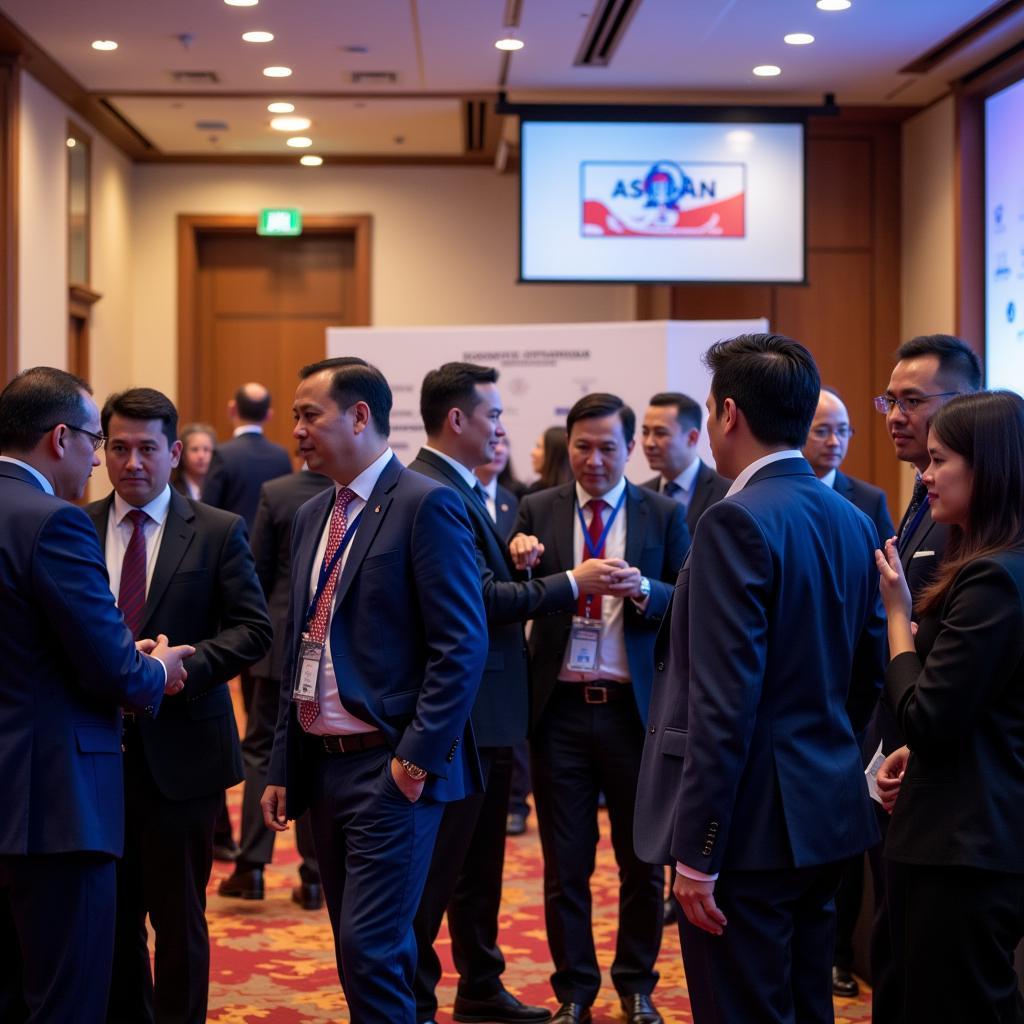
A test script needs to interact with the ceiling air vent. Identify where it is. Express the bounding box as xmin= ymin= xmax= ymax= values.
xmin=574 ymin=0 xmax=643 ymax=67
xmin=350 ymin=70 xmax=398 ymax=85
xmin=170 ymin=70 xmax=221 ymax=84
xmin=195 ymin=120 xmax=229 ymax=132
